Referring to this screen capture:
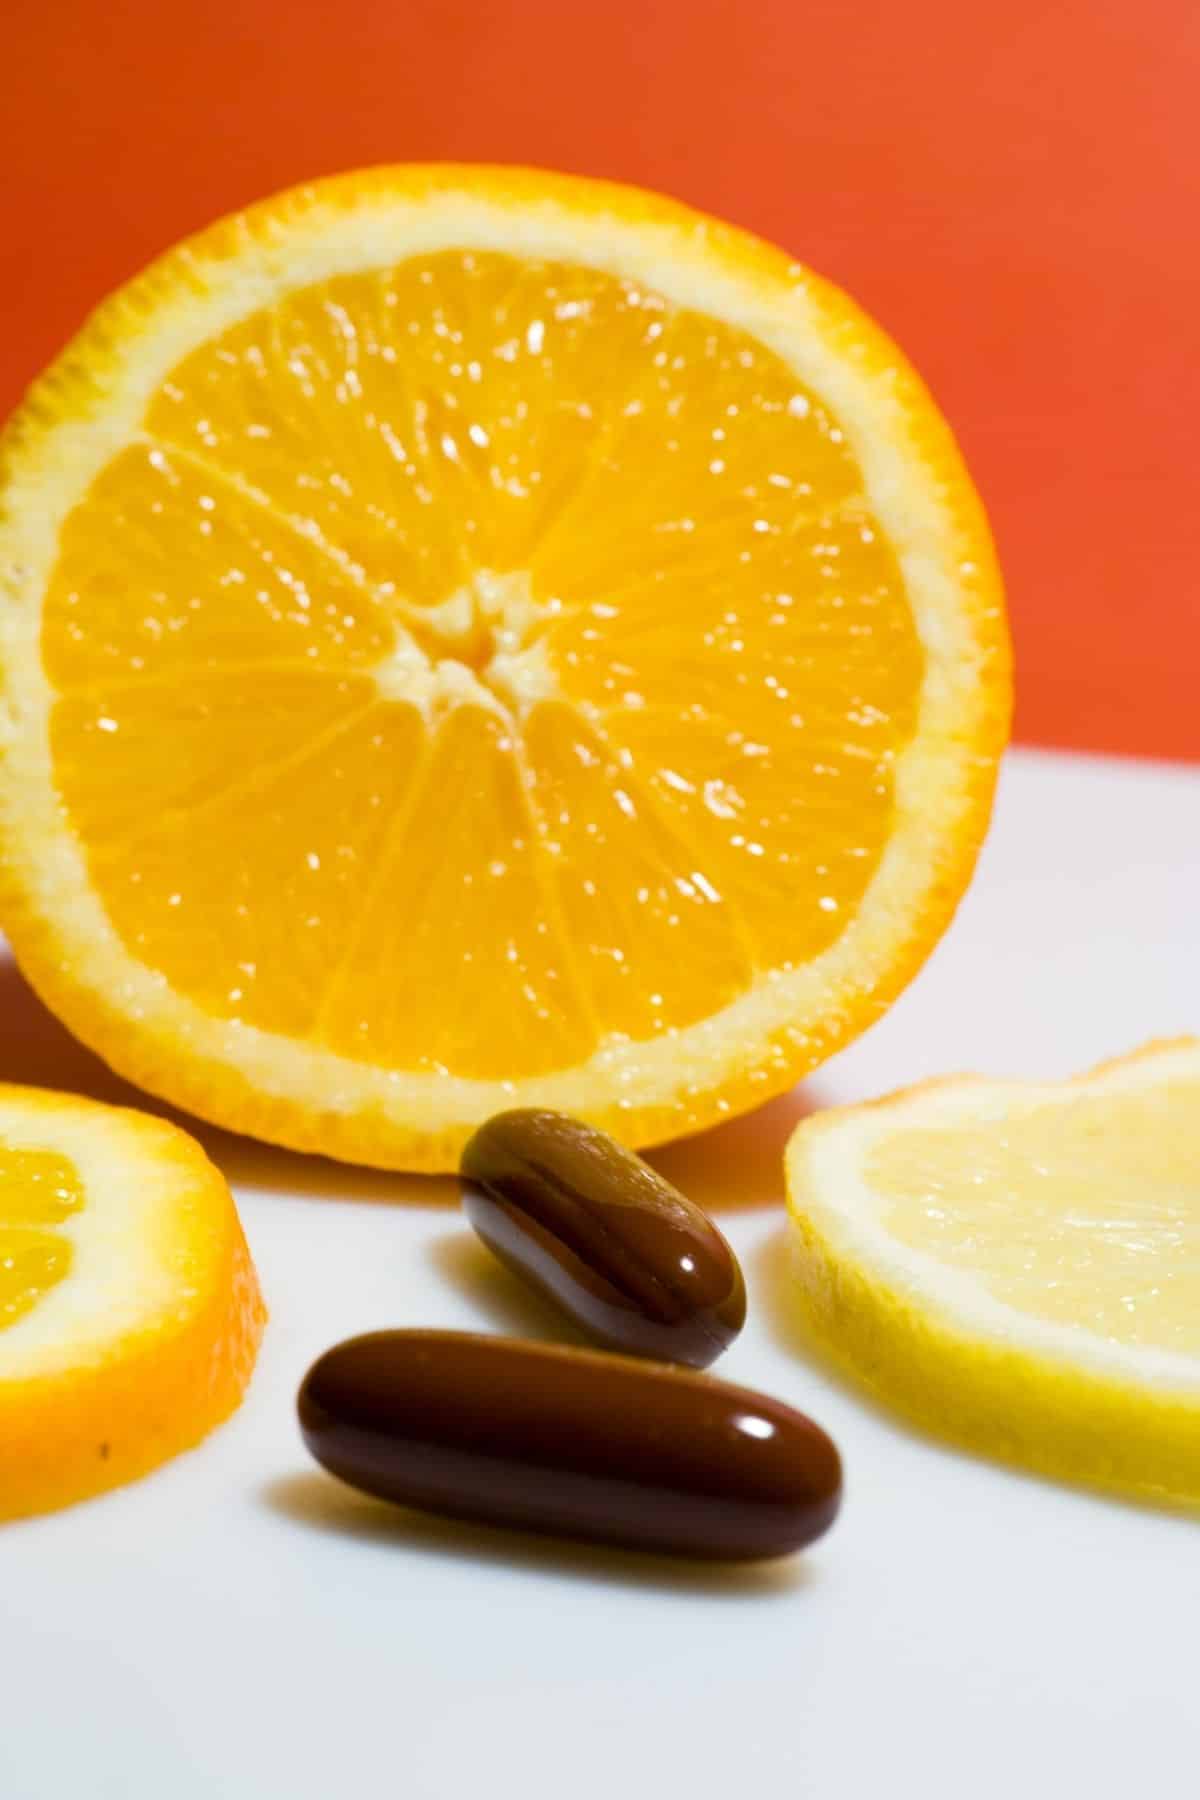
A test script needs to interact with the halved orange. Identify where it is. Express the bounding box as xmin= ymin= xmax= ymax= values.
xmin=0 ymin=1082 xmax=265 ymax=1520
xmin=0 ymin=167 xmax=1009 ymax=1170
